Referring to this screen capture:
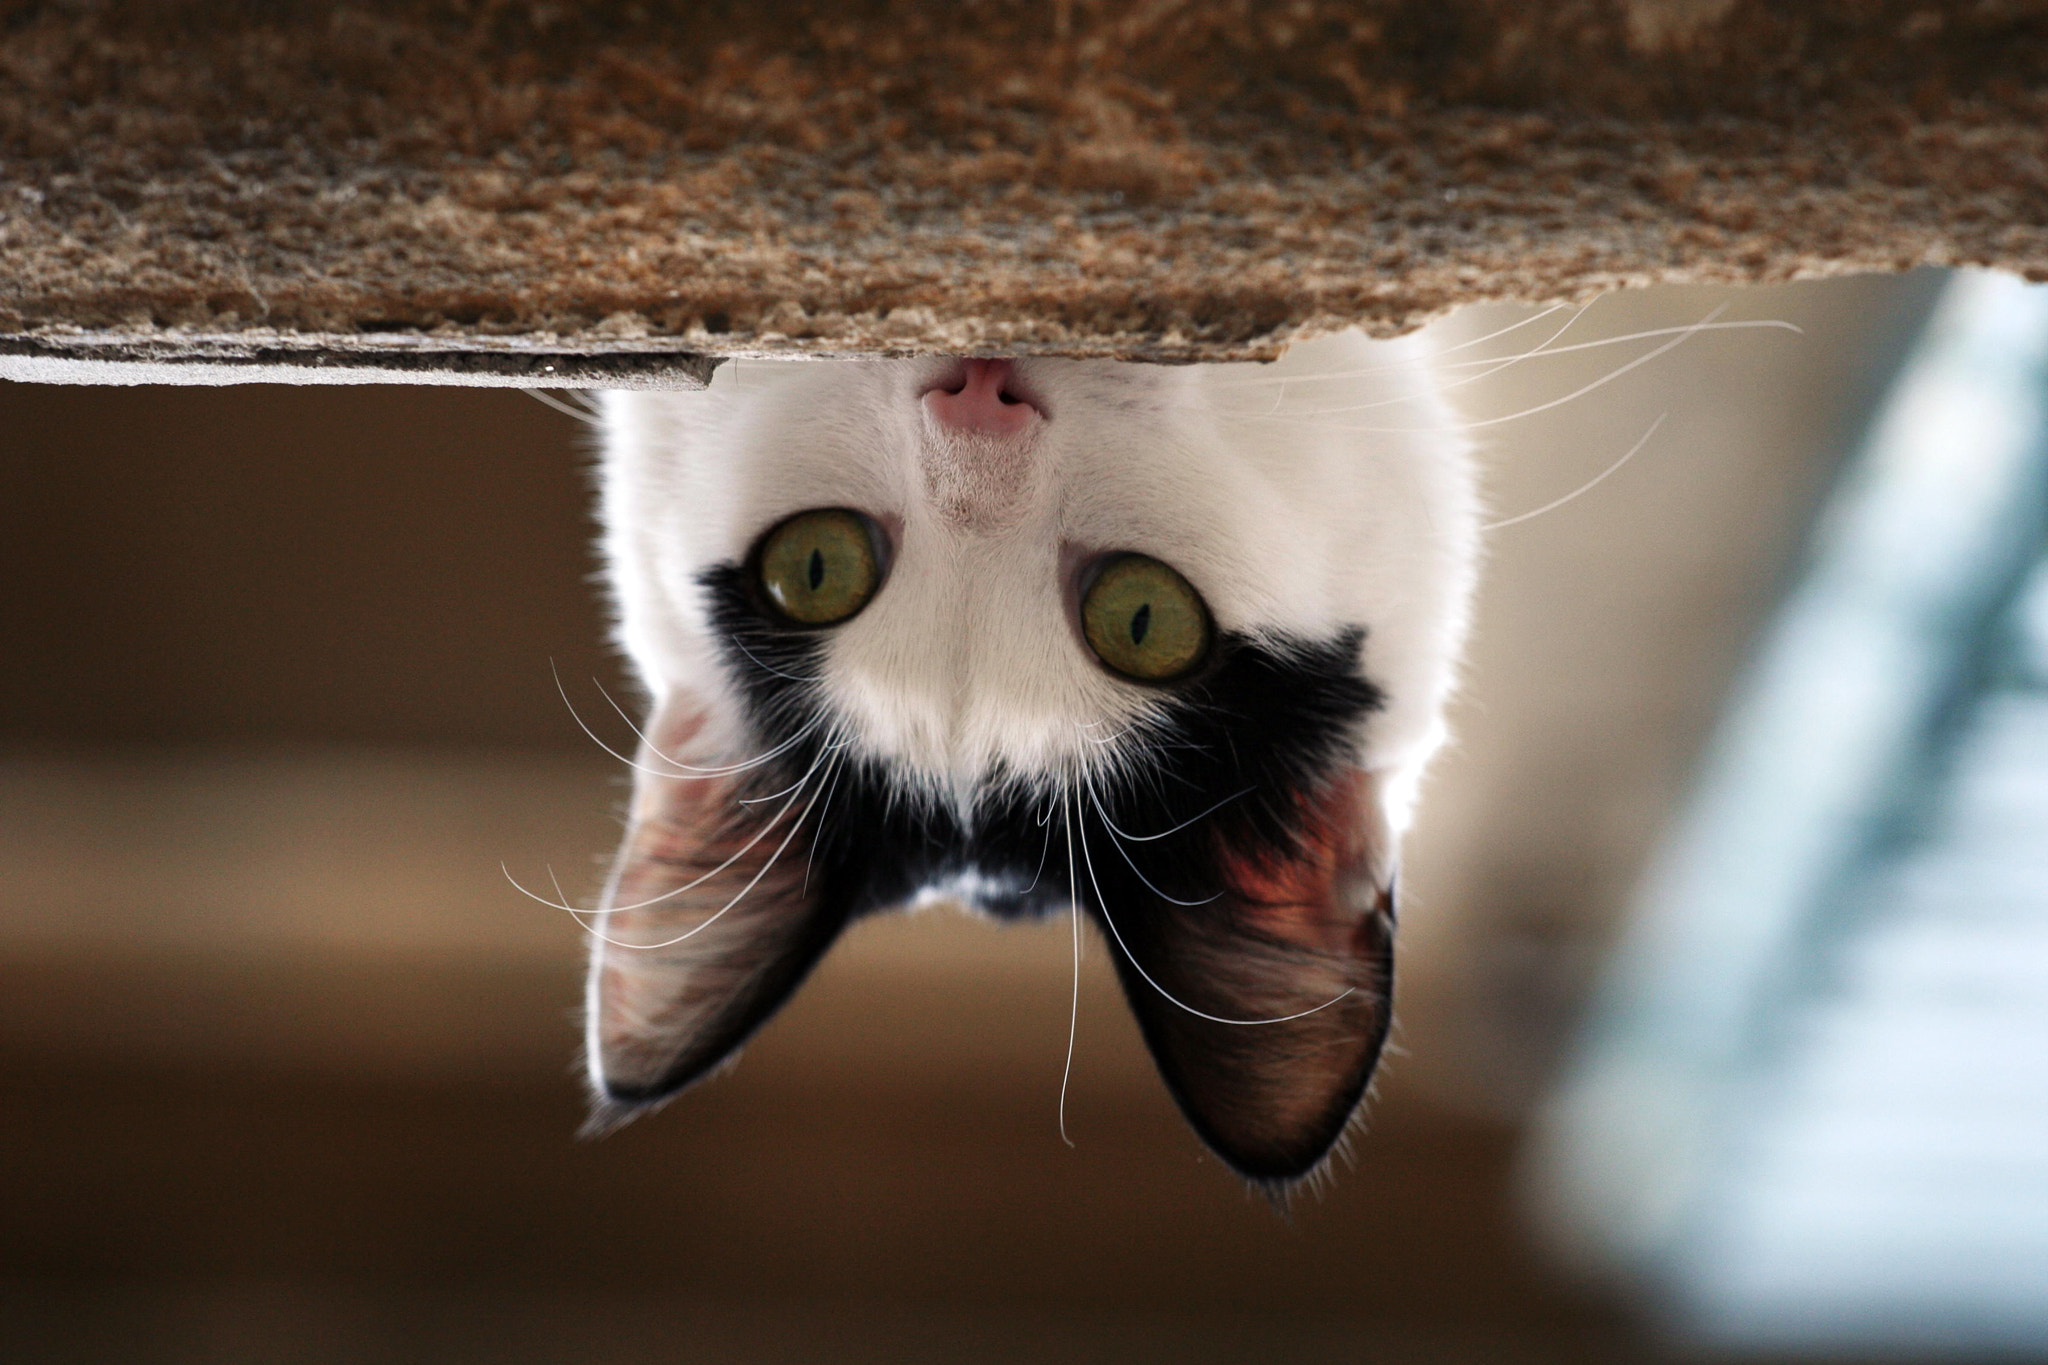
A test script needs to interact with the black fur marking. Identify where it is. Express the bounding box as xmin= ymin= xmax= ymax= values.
xmin=699 ymin=560 xmax=1381 ymax=916
xmin=690 ymin=560 xmax=1390 ymax=1178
